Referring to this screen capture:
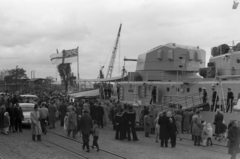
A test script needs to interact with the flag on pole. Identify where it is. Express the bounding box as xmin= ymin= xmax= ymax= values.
xmin=50 ymin=48 xmax=78 ymax=65
xmin=233 ymin=0 xmax=239 ymax=9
